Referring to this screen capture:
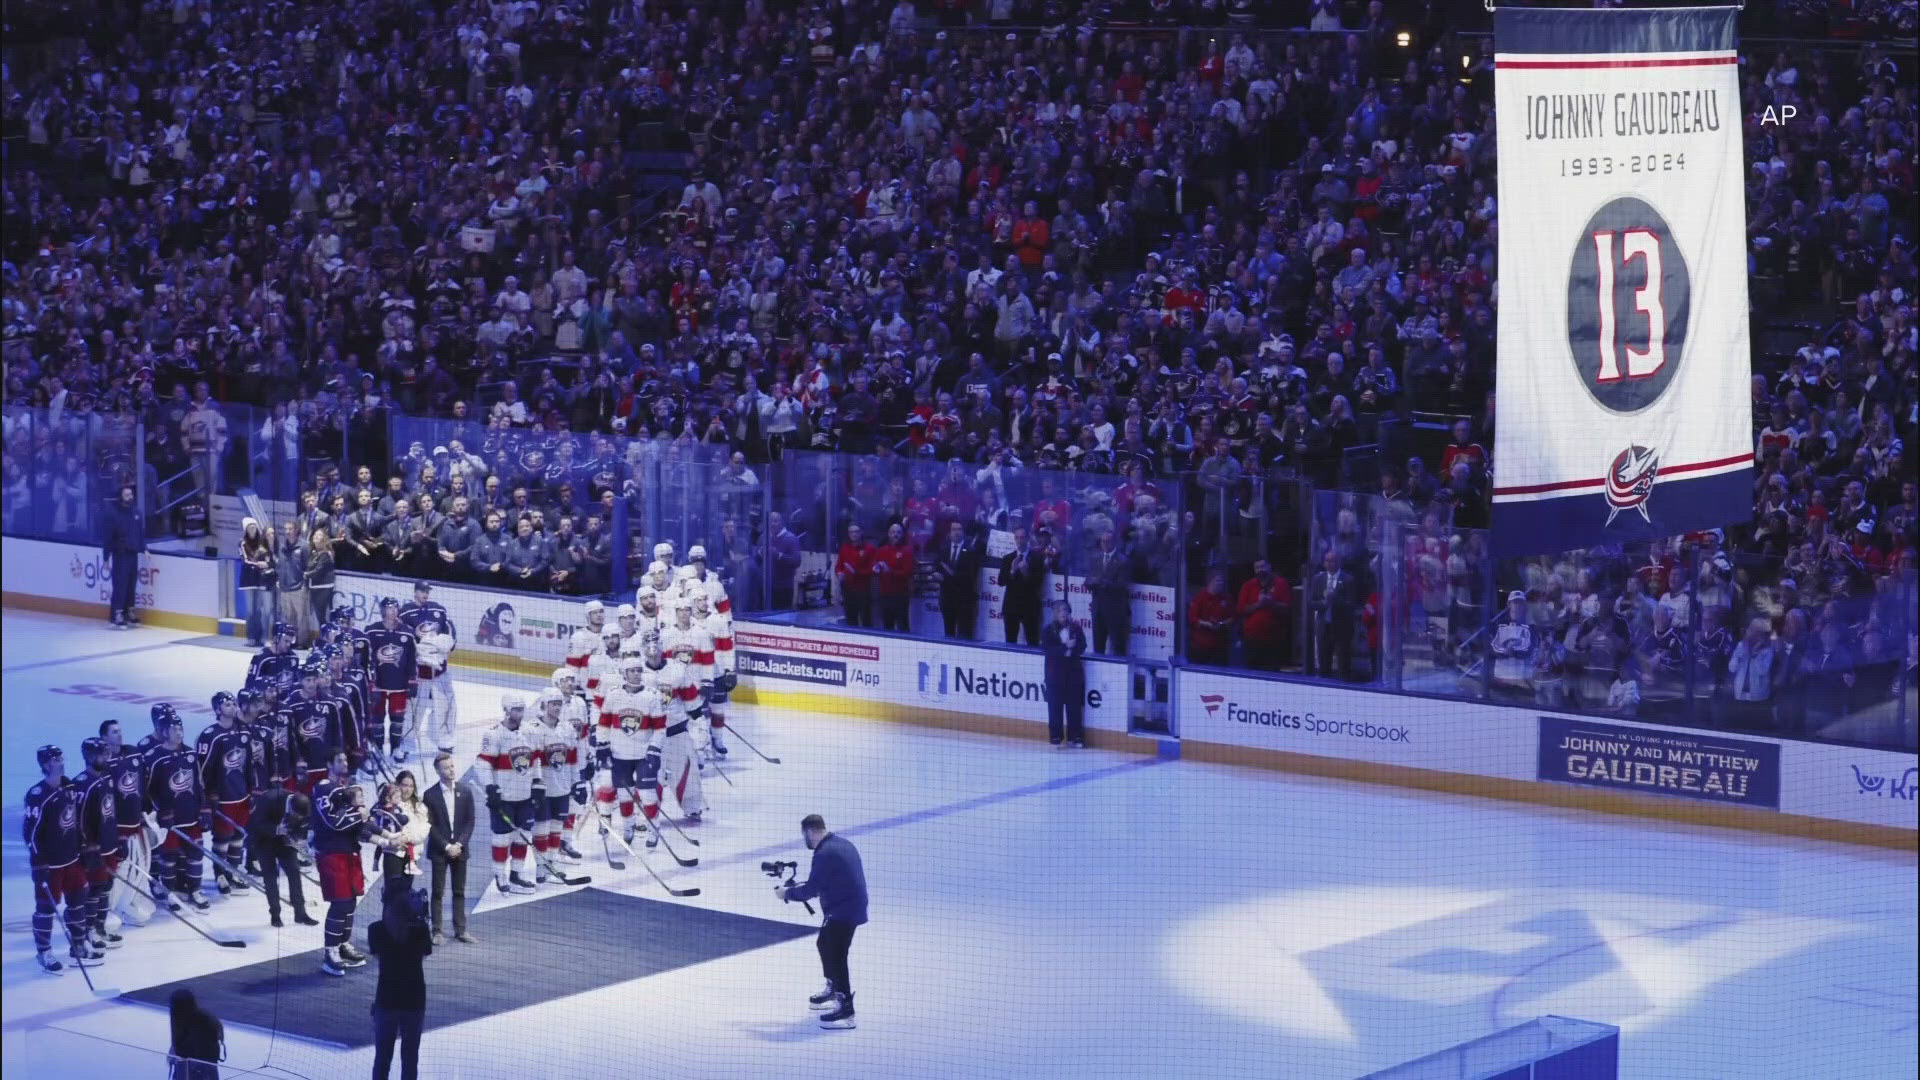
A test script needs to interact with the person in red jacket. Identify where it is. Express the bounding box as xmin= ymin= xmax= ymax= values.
xmin=873 ymin=523 xmax=916 ymax=632
xmin=836 ymin=524 xmax=877 ymax=629
xmin=1187 ymin=570 xmax=1235 ymax=666
xmin=1237 ymin=559 xmax=1293 ymax=670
